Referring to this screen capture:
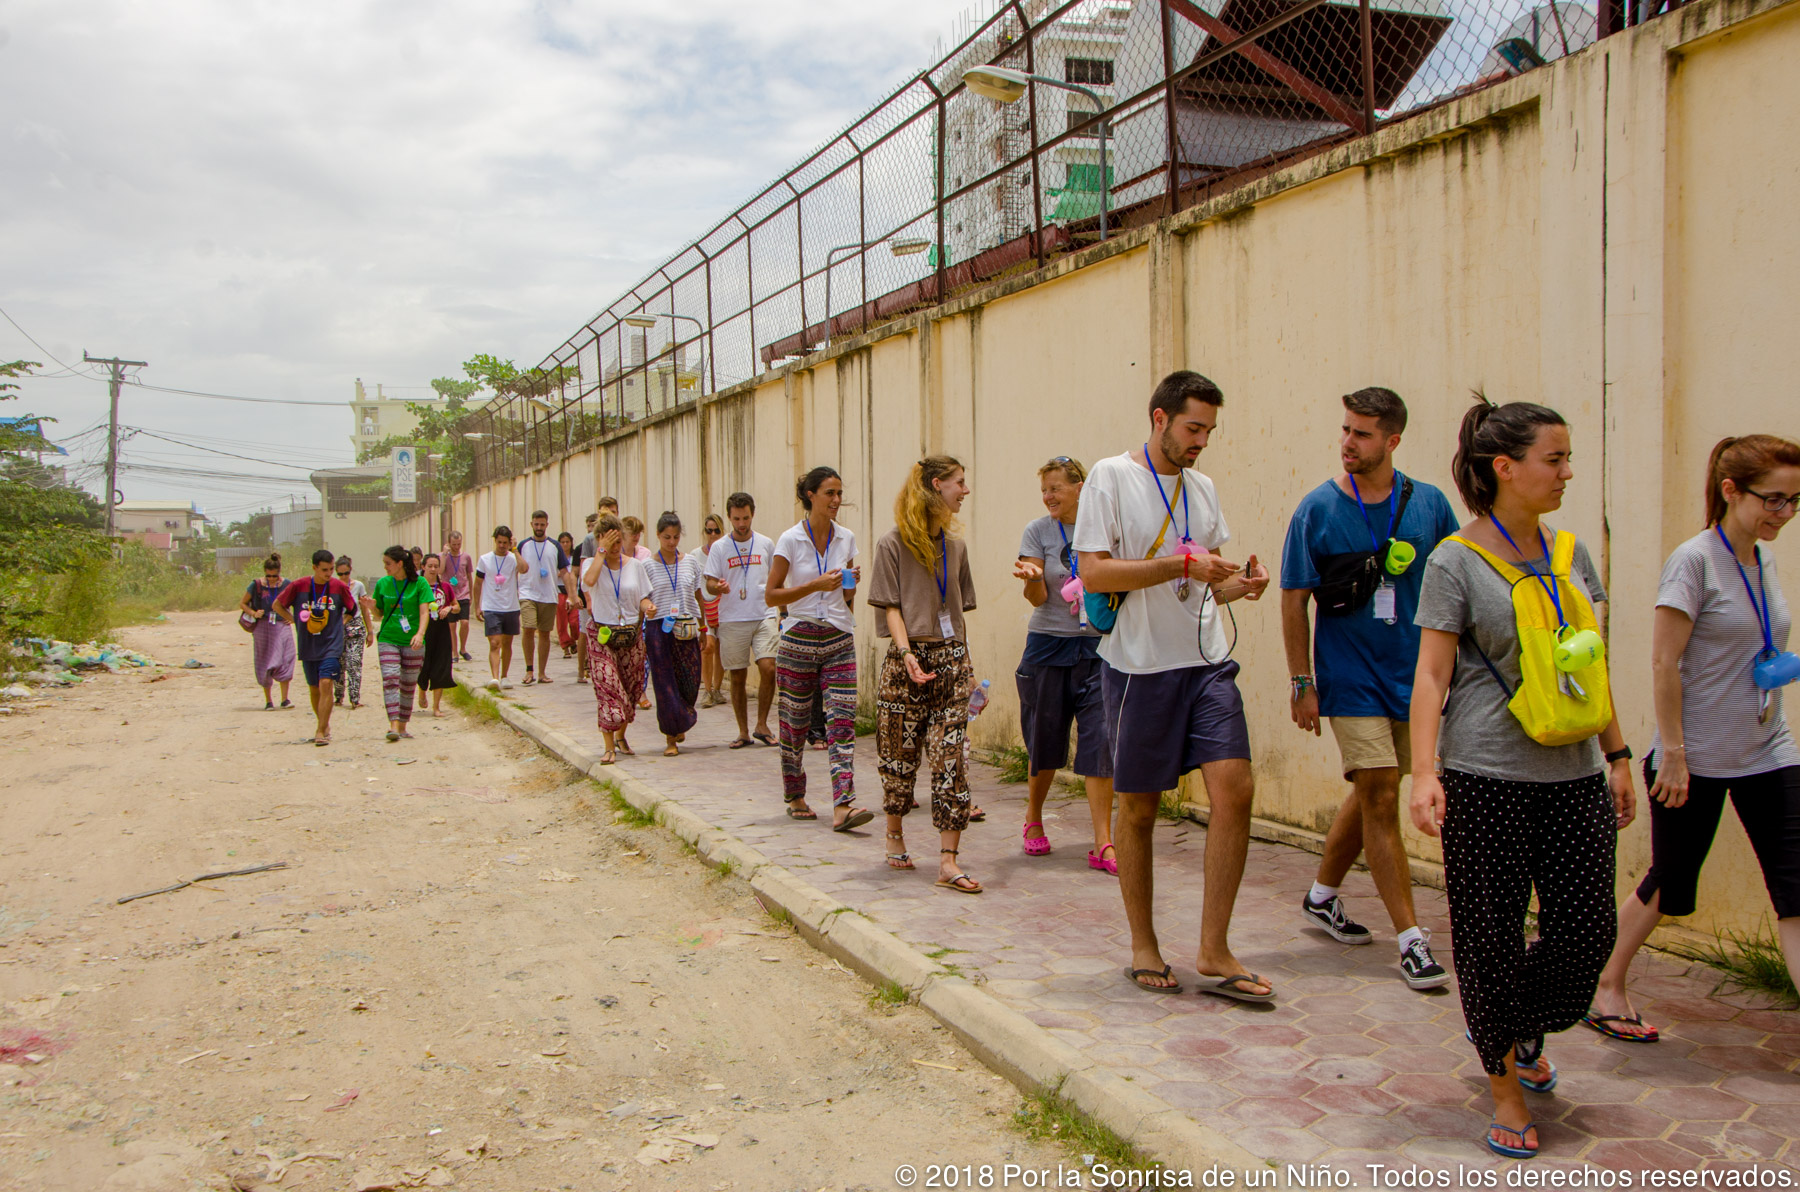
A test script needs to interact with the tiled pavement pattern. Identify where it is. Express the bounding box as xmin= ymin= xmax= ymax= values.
xmin=465 ymin=651 xmax=1798 ymax=1174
